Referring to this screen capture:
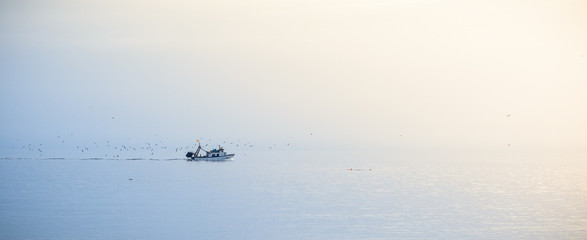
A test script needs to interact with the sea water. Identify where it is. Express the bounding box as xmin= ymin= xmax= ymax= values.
xmin=1 ymin=151 xmax=586 ymax=239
